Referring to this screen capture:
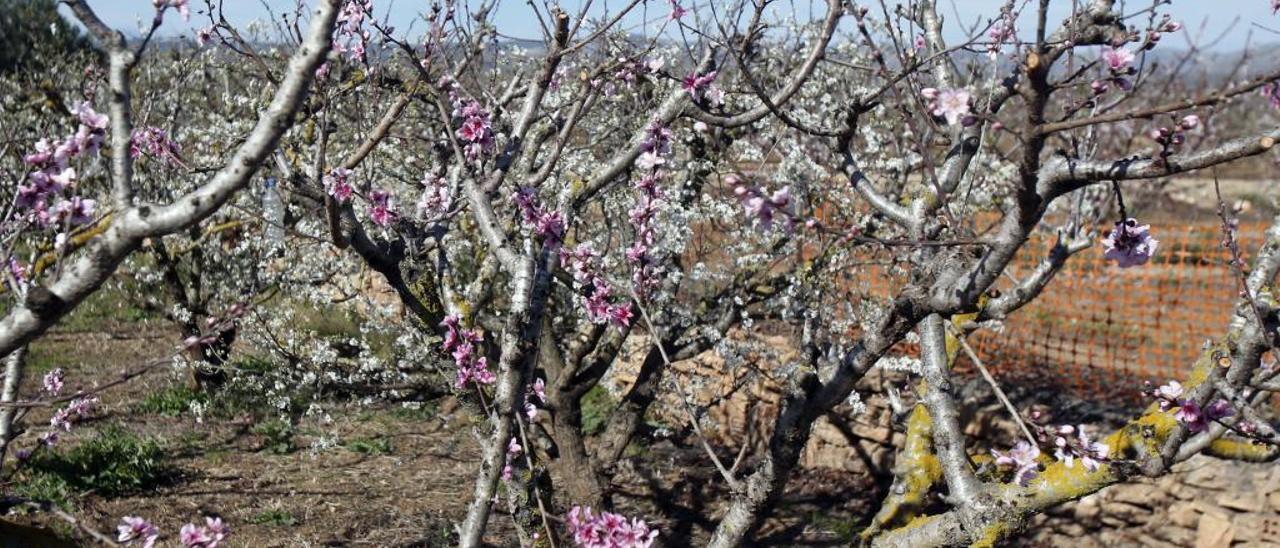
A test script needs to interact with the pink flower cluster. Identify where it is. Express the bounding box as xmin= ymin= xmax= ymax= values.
xmin=526 ymin=377 xmax=545 ymax=420
xmin=119 ymin=515 xmax=229 ymax=548
xmin=683 ymin=71 xmax=724 ymax=107
xmin=986 ymin=11 xmax=1016 ymax=59
xmin=179 ymin=517 xmax=230 ymax=547
xmin=613 ymin=56 xmax=664 ymax=86
xmin=1264 ymin=81 xmax=1280 ymax=109
xmin=44 ymin=396 xmax=100 ymax=446
xmin=325 ymin=168 xmax=355 ymax=203
xmin=502 ymin=437 xmax=522 ymax=481
xmin=1051 ymin=424 xmax=1109 ymax=472
xmin=560 ymin=244 xmax=633 ymax=327
xmin=1150 ymin=381 xmax=1233 ymax=433
xmin=440 ymin=314 xmax=495 ymax=388
xmin=991 ymin=440 xmax=1040 ymax=486
xmin=130 ymin=126 xmax=184 ymax=167
xmin=368 ymin=189 xmax=397 ymax=227
xmin=42 ymin=368 xmax=65 ymax=395
xmin=416 ymin=173 xmax=452 ymax=221
xmin=1091 ymin=46 xmax=1135 ymax=94
xmin=19 ymin=101 xmax=106 ymax=228
xmin=730 ymin=175 xmax=793 ymax=233
xmin=626 ymin=120 xmax=675 ymax=298
xmin=1149 ymin=114 xmax=1200 ymax=160
xmin=334 ymin=0 xmax=374 ymax=63
xmin=514 ymin=187 xmax=565 ymax=246
xmin=565 ymin=506 xmax=658 ymax=548
xmin=921 ymin=87 xmax=974 ymax=126
xmin=1101 ymin=218 xmax=1159 ymax=268
xmin=7 ymin=258 xmax=30 ymax=289
xmin=449 ymin=89 xmax=495 ymax=162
